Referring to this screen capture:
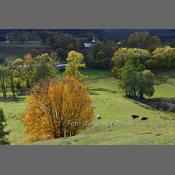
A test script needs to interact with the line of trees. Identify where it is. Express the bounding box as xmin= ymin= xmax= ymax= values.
xmin=0 ymin=53 xmax=57 ymax=99
xmin=112 ymin=46 xmax=175 ymax=98
xmin=112 ymin=46 xmax=175 ymax=77
xmin=48 ymin=31 xmax=163 ymax=71
xmin=85 ymin=32 xmax=163 ymax=70
xmin=87 ymin=41 xmax=116 ymax=70
xmin=7 ymin=31 xmax=40 ymax=43
xmin=127 ymin=32 xmax=161 ymax=51
xmin=0 ymin=49 xmax=92 ymax=143
xmin=1 ymin=31 xmax=173 ymax=72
